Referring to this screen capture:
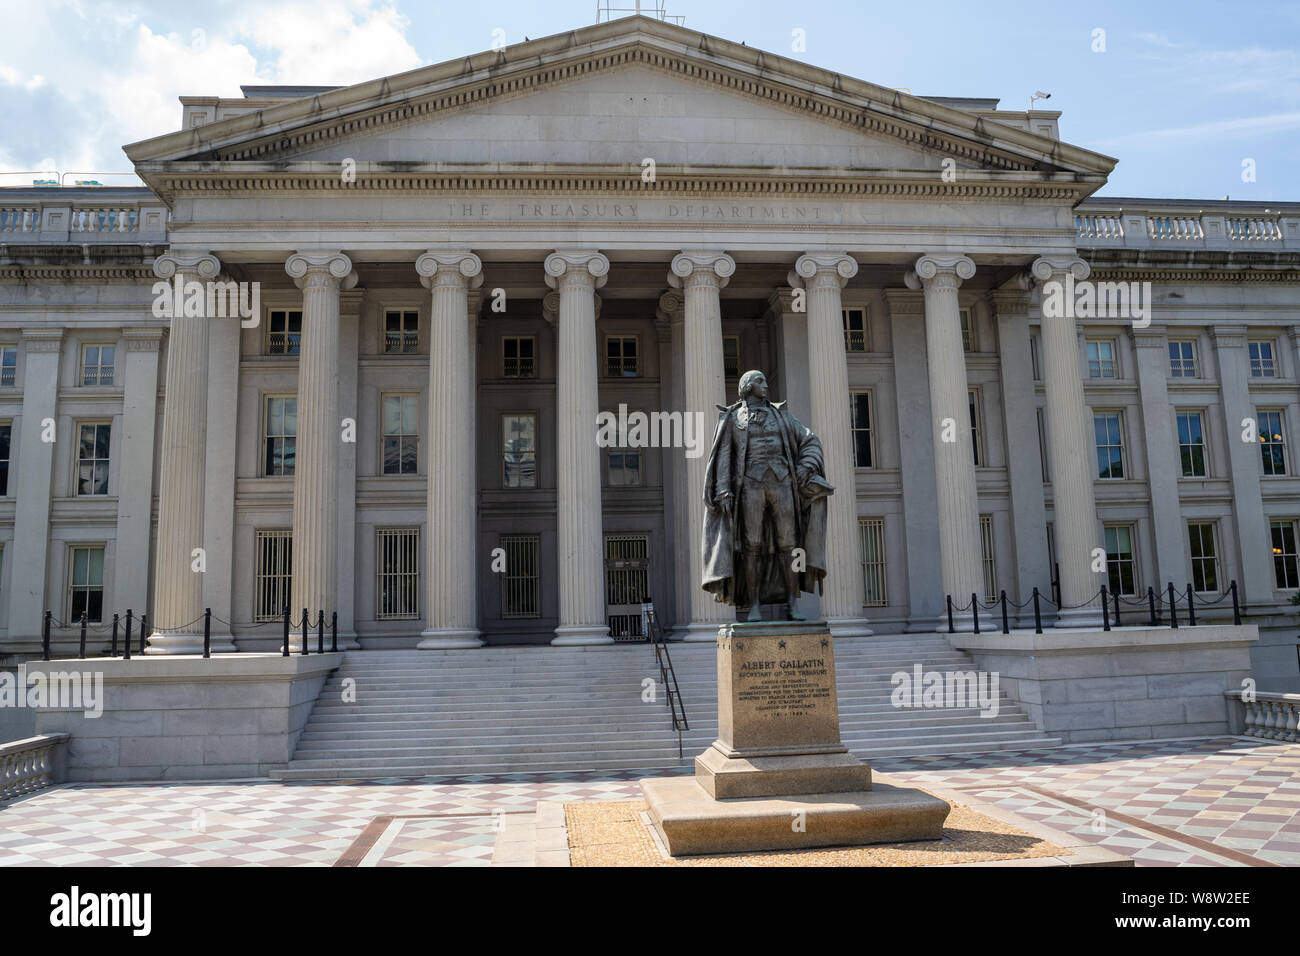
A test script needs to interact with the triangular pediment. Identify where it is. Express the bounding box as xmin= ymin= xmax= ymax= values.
xmin=126 ymin=16 xmax=1114 ymax=199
